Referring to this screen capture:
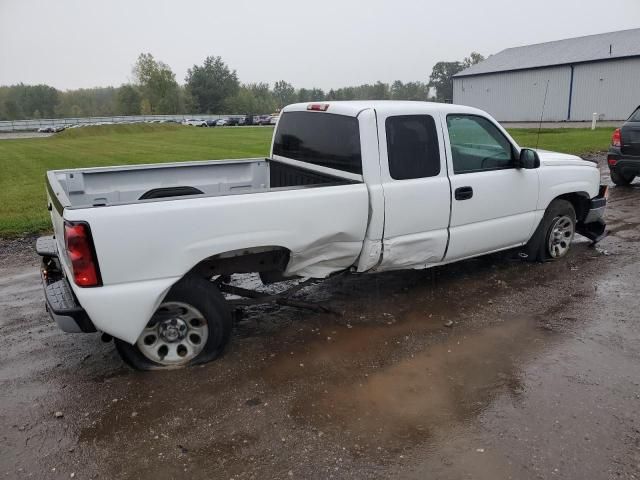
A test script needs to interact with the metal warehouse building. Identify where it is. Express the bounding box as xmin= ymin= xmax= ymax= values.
xmin=453 ymin=28 xmax=640 ymax=122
